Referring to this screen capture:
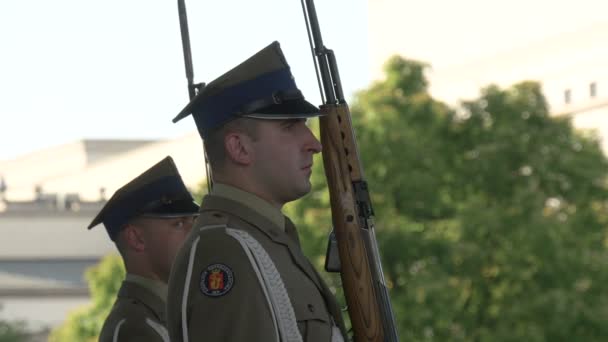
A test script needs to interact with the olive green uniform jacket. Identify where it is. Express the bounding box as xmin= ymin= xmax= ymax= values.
xmin=99 ymin=276 xmax=169 ymax=342
xmin=167 ymin=186 xmax=347 ymax=342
